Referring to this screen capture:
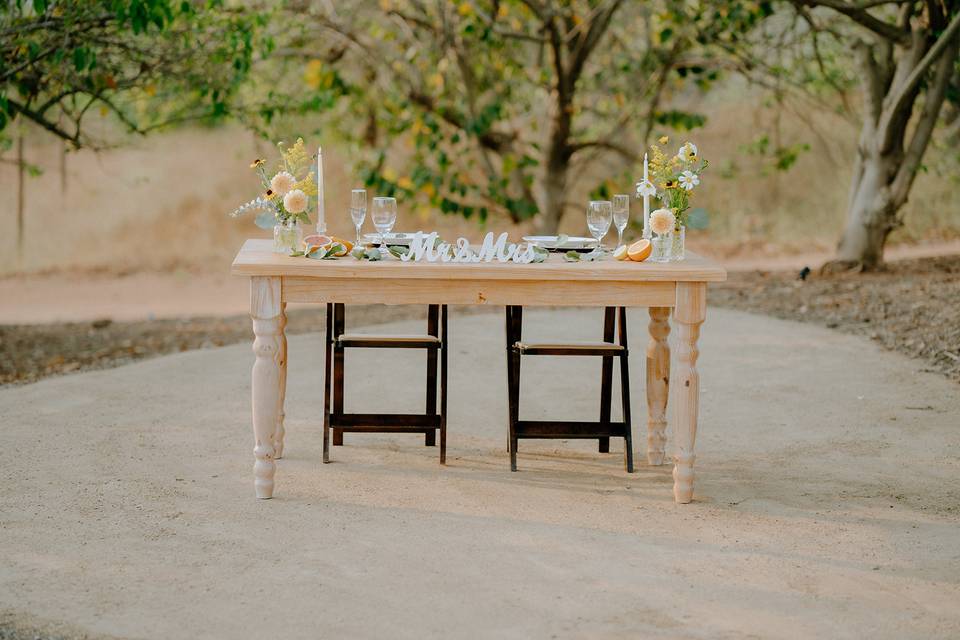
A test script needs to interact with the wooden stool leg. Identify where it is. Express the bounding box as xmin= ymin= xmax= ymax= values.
xmin=618 ymin=307 xmax=634 ymax=472
xmin=508 ymin=306 xmax=522 ymax=471
xmin=646 ymin=307 xmax=671 ymax=465
xmin=332 ymin=303 xmax=345 ymax=446
xmin=598 ymin=307 xmax=616 ymax=453
xmin=425 ymin=305 xmax=439 ymax=447
xmin=504 ymin=306 xmax=514 ymax=455
xmin=322 ymin=303 xmax=333 ymax=463
xmin=440 ymin=305 xmax=448 ymax=464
